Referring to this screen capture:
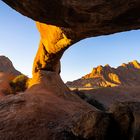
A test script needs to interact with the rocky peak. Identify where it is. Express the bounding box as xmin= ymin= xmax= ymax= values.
xmin=89 ymin=64 xmax=113 ymax=78
xmin=129 ymin=60 xmax=140 ymax=69
xmin=0 ymin=56 xmax=21 ymax=96
xmin=67 ymin=60 xmax=140 ymax=88
xmin=105 ymin=64 xmax=111 ymax=68
xmin=118 ymin=60 xmax=140 ymax=70
xmin=92 ymin=65 xmax=103 ymax=75
xmin=89 ymin=60 xmax=140 ymax=79
xmin=0 ymin=55 xmax=21 ymax=75
xmin=0 ymin=56 xmax=13 ymax=70
xmin=121 ymin=63 xmax=127 ymax=67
